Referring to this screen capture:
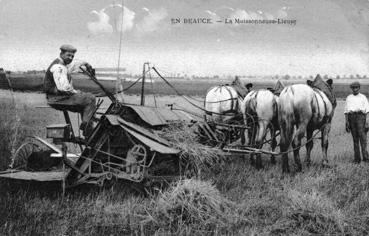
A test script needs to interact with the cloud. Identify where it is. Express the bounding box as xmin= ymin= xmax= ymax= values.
xmin=205 ymin=10 xmax=217 ymax=17
xmin=218 ymin=6 xmax=235 ymax=12
xmin=87 ymin=5 xmax=135 ymax=35
xmin=116 ymin=6 xmax=136 ymax=32
xmin=229 ymin=9 xmax=252 ymax=20
xmin=87 ymin=9 xmax=113 ymax=35
xmin=263 ymin=12 xmax=275 ymax=20
xmin=227 ymin=7 xmax=290 ymax=24
xmin=109 ymin=3 xmax=123 ymax=8
xmin=205 ymin=9 xmax=222 ymax=23
xmin=136 ymin=7 xmax=168 ymax=34
xmin=276 ymin=6 xmax=290 ymax=19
